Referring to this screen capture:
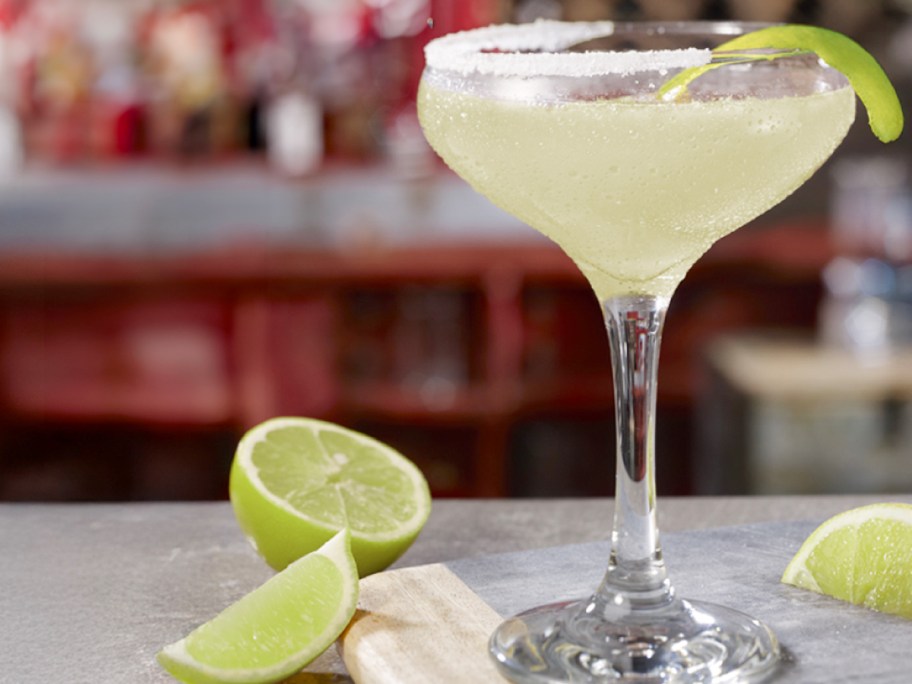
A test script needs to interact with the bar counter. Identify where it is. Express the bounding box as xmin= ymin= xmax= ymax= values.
xmin=4 ymin=495 xmax=911 ymax=682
